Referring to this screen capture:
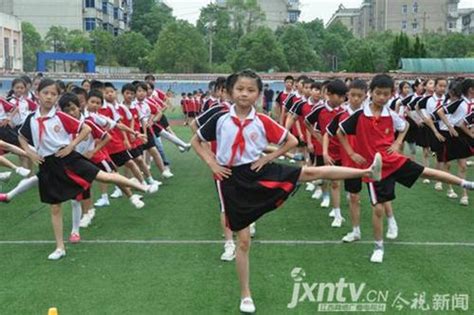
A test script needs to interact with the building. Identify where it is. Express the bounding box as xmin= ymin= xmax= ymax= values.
xmin=459 ymin=8 xmax=474 ymax=34
xmin=0 ymin=0 xmax=132 ymax=38
xmin=0 ymin=12 xmax=22 ymax=71
xmin=217 ymin=0 xmax=301 ymax=31
xmin=327 ymin=0 xmax=464 ymax=38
